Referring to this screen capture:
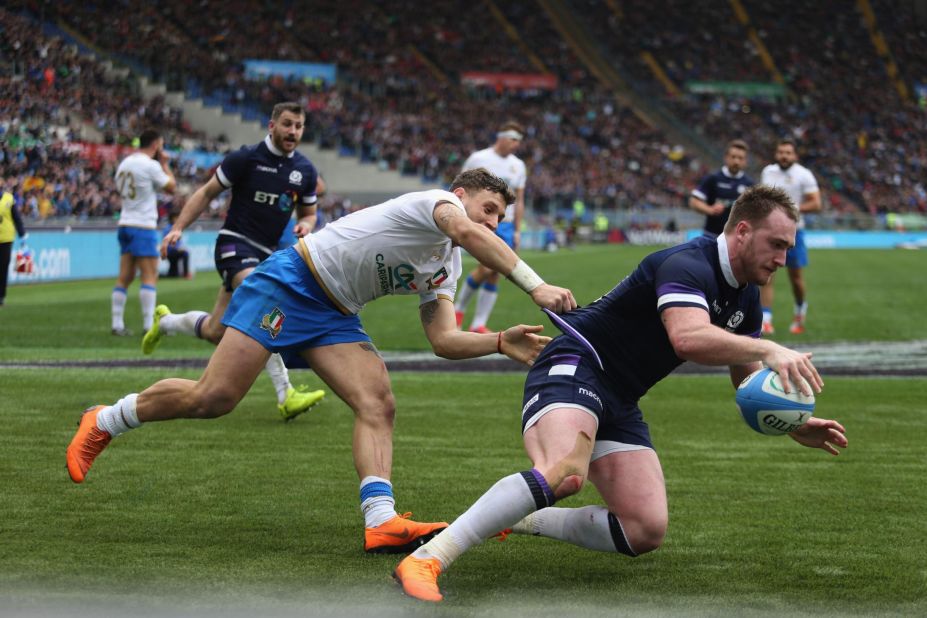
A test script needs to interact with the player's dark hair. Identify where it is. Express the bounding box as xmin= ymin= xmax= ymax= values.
xmin=724 ymin=185 xmax=798 ymax=233
xmin=727 ymin=139 xmax=749 ymax=153
xmin=139 ymin=129 xmax=161 ymax=149
xmin=777 ymin=137 xmax=797 ymax=150
xmin=451 ymin=168 xmax=516 ymax=206
xmin=272 ymin=101 xmax=305 ymax=121
xmin=498 ymin=120 xmax=525 ymax=135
